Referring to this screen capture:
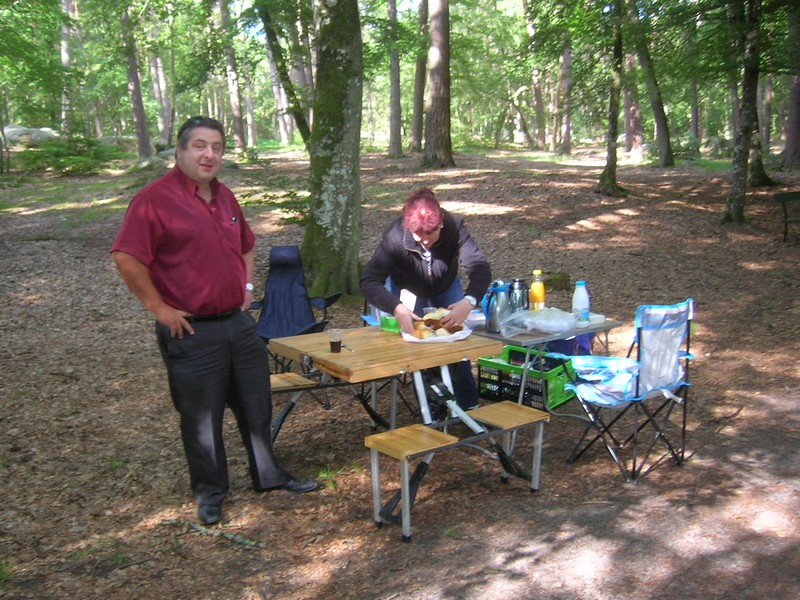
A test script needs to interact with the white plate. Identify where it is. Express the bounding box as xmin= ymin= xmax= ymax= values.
xmin=401 ymin=327 xmax=473 ymax=343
